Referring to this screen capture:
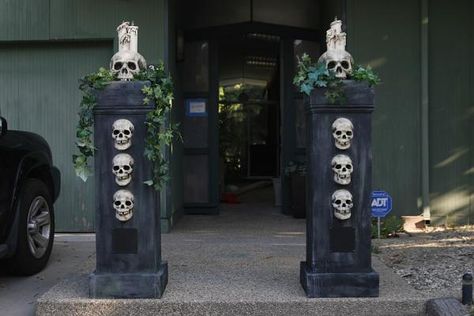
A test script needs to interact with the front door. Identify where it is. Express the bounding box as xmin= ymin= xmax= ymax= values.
xmin=180 ymin=25 xmax=320 ymax=215
xmin=181 ymin=39 xmax=219 ymax=214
